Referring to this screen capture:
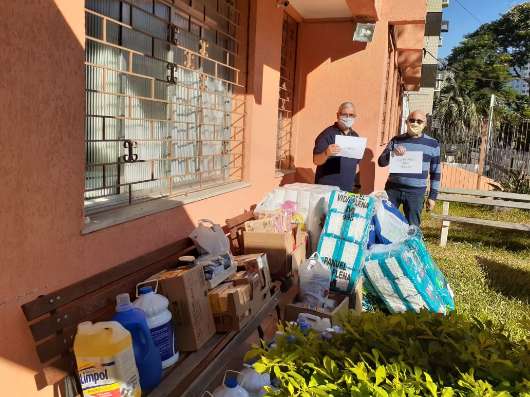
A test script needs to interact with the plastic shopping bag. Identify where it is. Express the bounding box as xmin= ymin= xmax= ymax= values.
xmin=299 ymin=253 xmax=331 ymax=308
xmin=370 ymin=191 xmax=409 ymax=245
xmin=189 ymin=219 xmax=230 ymax=256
